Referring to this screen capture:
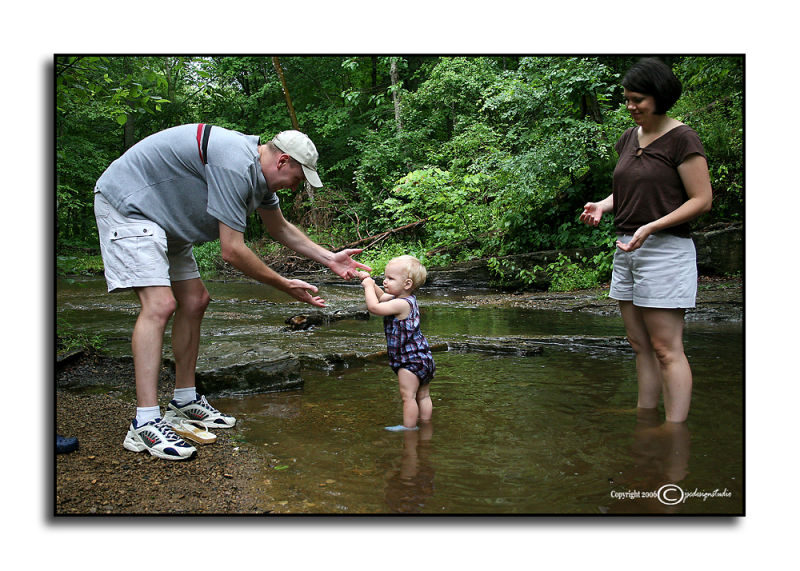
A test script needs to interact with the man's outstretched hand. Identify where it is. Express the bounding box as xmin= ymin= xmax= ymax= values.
xmin=329 ymin=248 xmax=372 ymax=280
xmin=283 ymin=278 xmax=327 ymax=307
